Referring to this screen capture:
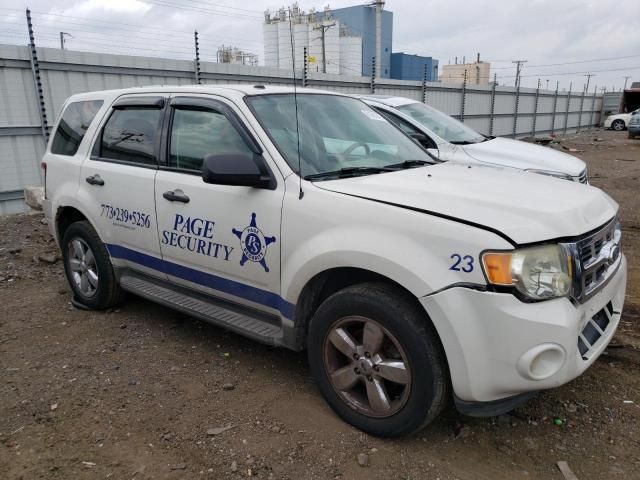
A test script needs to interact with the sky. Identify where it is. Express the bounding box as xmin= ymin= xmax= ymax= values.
xmin=1 ymin=0 xmax=639 ymax=91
